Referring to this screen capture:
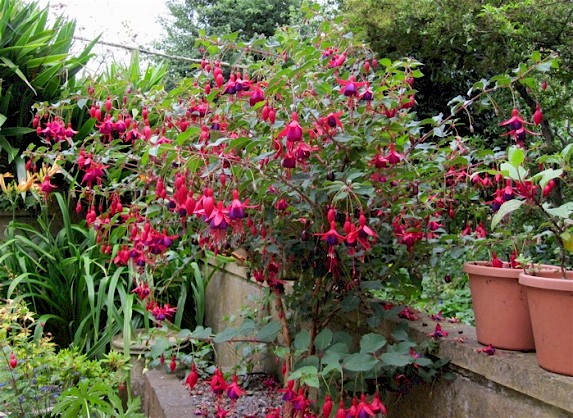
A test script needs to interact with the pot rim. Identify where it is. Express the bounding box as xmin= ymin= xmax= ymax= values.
xmin=463 ymin=261 xmax=560 ymax=278
xmin=519 ymin=271 xmax=573 ymax=291
xmin=463 ymin=261 xmax=522 ymax=278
